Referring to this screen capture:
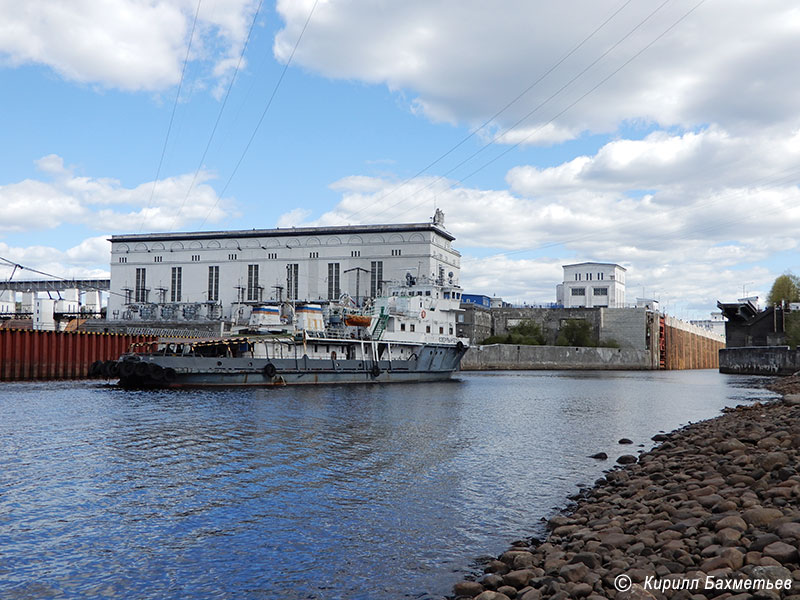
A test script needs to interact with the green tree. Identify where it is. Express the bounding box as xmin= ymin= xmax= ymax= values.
xmin=767 ymin=273 xmax=800 ymax=305
xmin=481 ymin=319 xmax=545 ymax=345
xmin=555 ymin=319 xmax=595 ymax=347
xmin=785 ymin=313 xmax=800 ymax=349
